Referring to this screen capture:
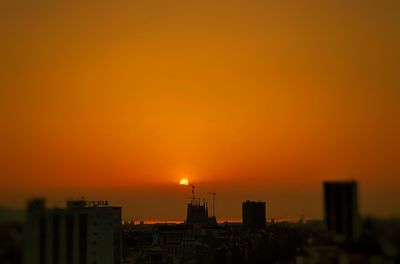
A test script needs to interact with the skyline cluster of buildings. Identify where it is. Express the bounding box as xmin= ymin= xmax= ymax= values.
xmin=21 ymin=180 xmax=362 ymax=264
